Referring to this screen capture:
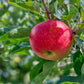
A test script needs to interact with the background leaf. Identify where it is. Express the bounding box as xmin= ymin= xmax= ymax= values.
xmin=8 ymin=1 xmax=40 ymax=14
xmin=56 ymin=75 xmax=84 ymax=84
xmin=73 ymin=50 xmax=84 ymax=75
xmin=31 ymin=61 xmax=56 ymax=84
